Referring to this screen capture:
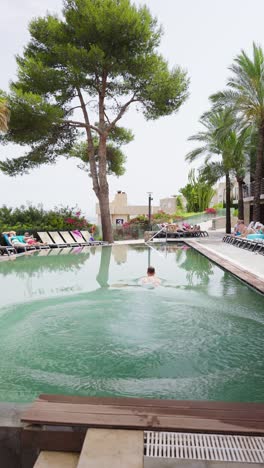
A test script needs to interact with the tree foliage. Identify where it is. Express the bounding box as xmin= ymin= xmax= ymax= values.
xmin=179 ymin=169 xmax=215 ymax=212
xmin=0 ymin=0 xmax=189 ymax=241
xmin=210 ymin=43 xmax=264 ymax=221
xmin=185 ymin=107 xmax=253 ymax=227
xmin=0 ymin=204 xmax=92 ymax=234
